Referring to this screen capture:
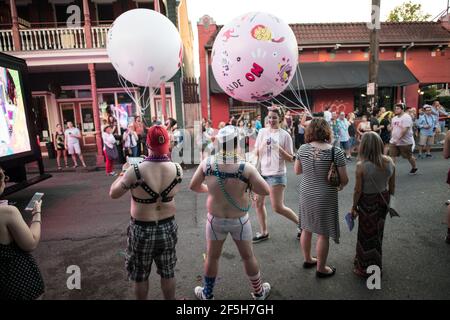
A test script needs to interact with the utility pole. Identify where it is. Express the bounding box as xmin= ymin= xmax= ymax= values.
xmin=367 ymin=0 xmax=380 ymax=114
xmin=154 ymin=0 xmax=167 ymax=123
